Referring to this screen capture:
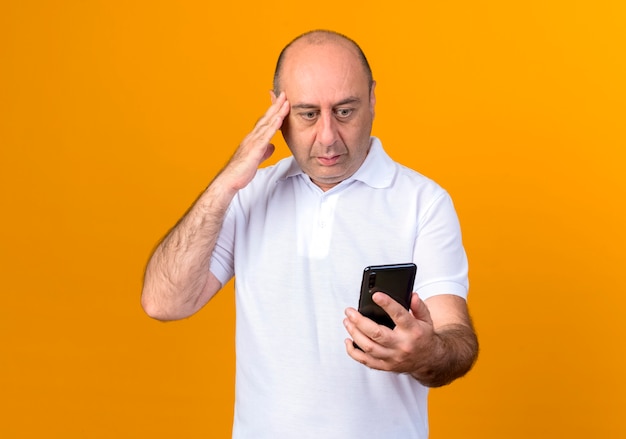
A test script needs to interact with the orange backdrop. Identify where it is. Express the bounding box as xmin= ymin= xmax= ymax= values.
xmin=2 ymin=1 xmax=624 ymax=438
